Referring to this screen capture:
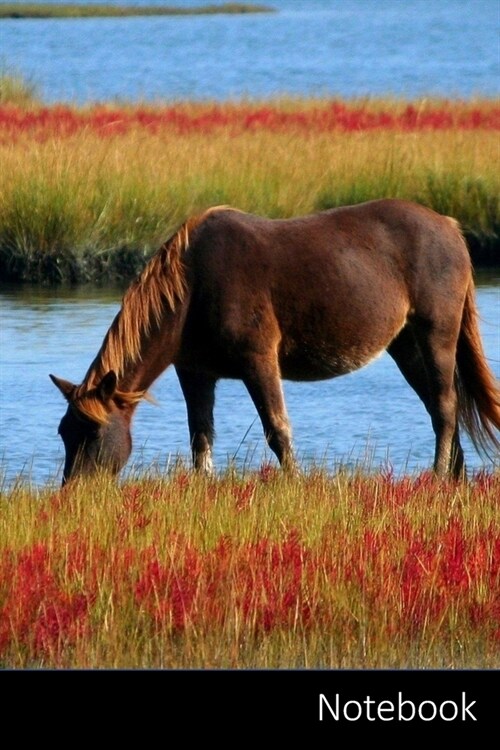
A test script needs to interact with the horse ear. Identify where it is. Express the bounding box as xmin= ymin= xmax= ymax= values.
xmin=50 ymin=374 xmax=76 ymax=401
xmin=97 ymin=371 xmax=118 ymax=402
